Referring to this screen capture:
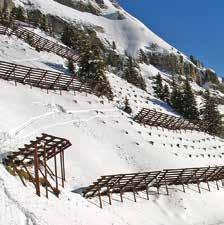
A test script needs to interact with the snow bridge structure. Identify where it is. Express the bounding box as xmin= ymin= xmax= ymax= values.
xmin=83 ymin=166 xmax=224 ymax=208
xmin=134 ymin=108 xmax=209 ymax=133
xmin=3 ymin=133 xmax=71 ymax=198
